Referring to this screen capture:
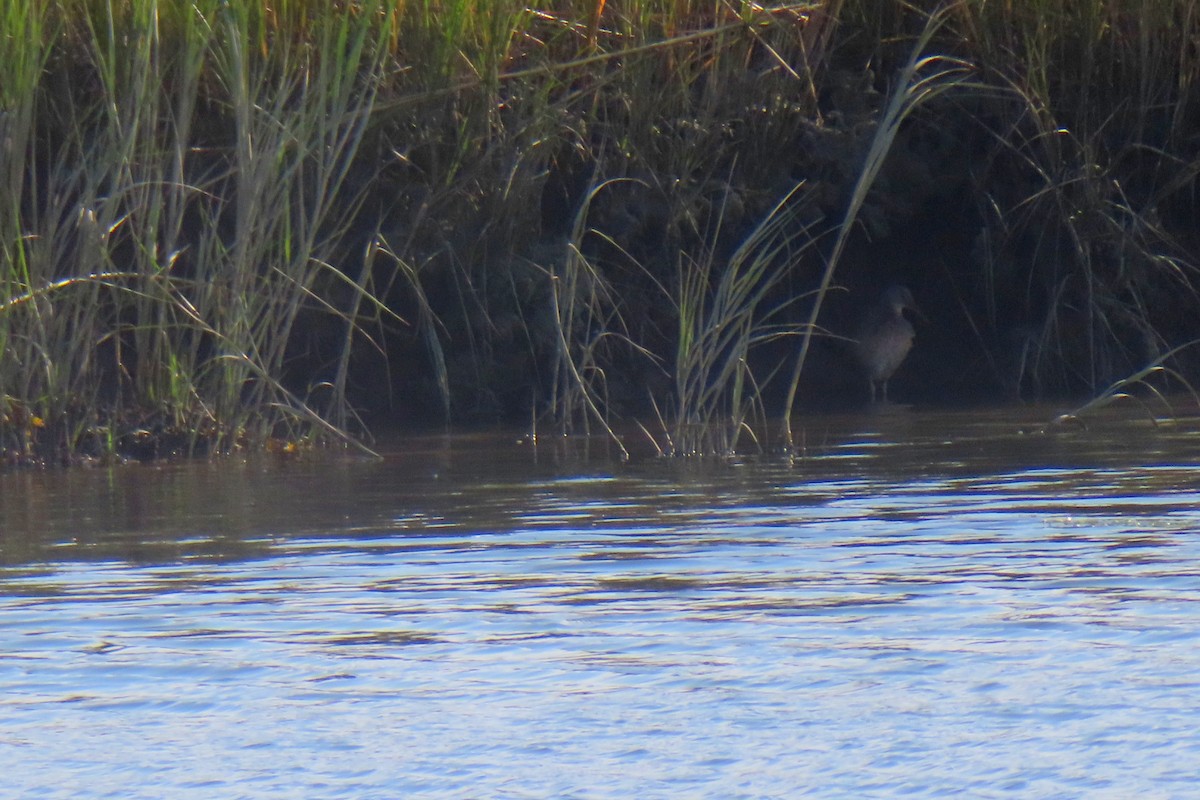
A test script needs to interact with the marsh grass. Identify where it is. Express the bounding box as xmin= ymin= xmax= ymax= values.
xmin=667 ymin=181 xmax=819 ymax=456
xmin=547 ymin=179 xmax=635 ymax=459
xmin=3 ymin=1 xmax=1200 ymax=463
xmin=2 ymin=0 xmax=398 ymax=461
xmin=944 ymin=0 xmax=1200 ymax=398
xmin=1052 ymin=340 xmax=1200 ymax=427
